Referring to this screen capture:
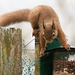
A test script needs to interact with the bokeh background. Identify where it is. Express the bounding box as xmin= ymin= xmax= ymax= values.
xmin=0 ymin=0 xmax=75 ymax=61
